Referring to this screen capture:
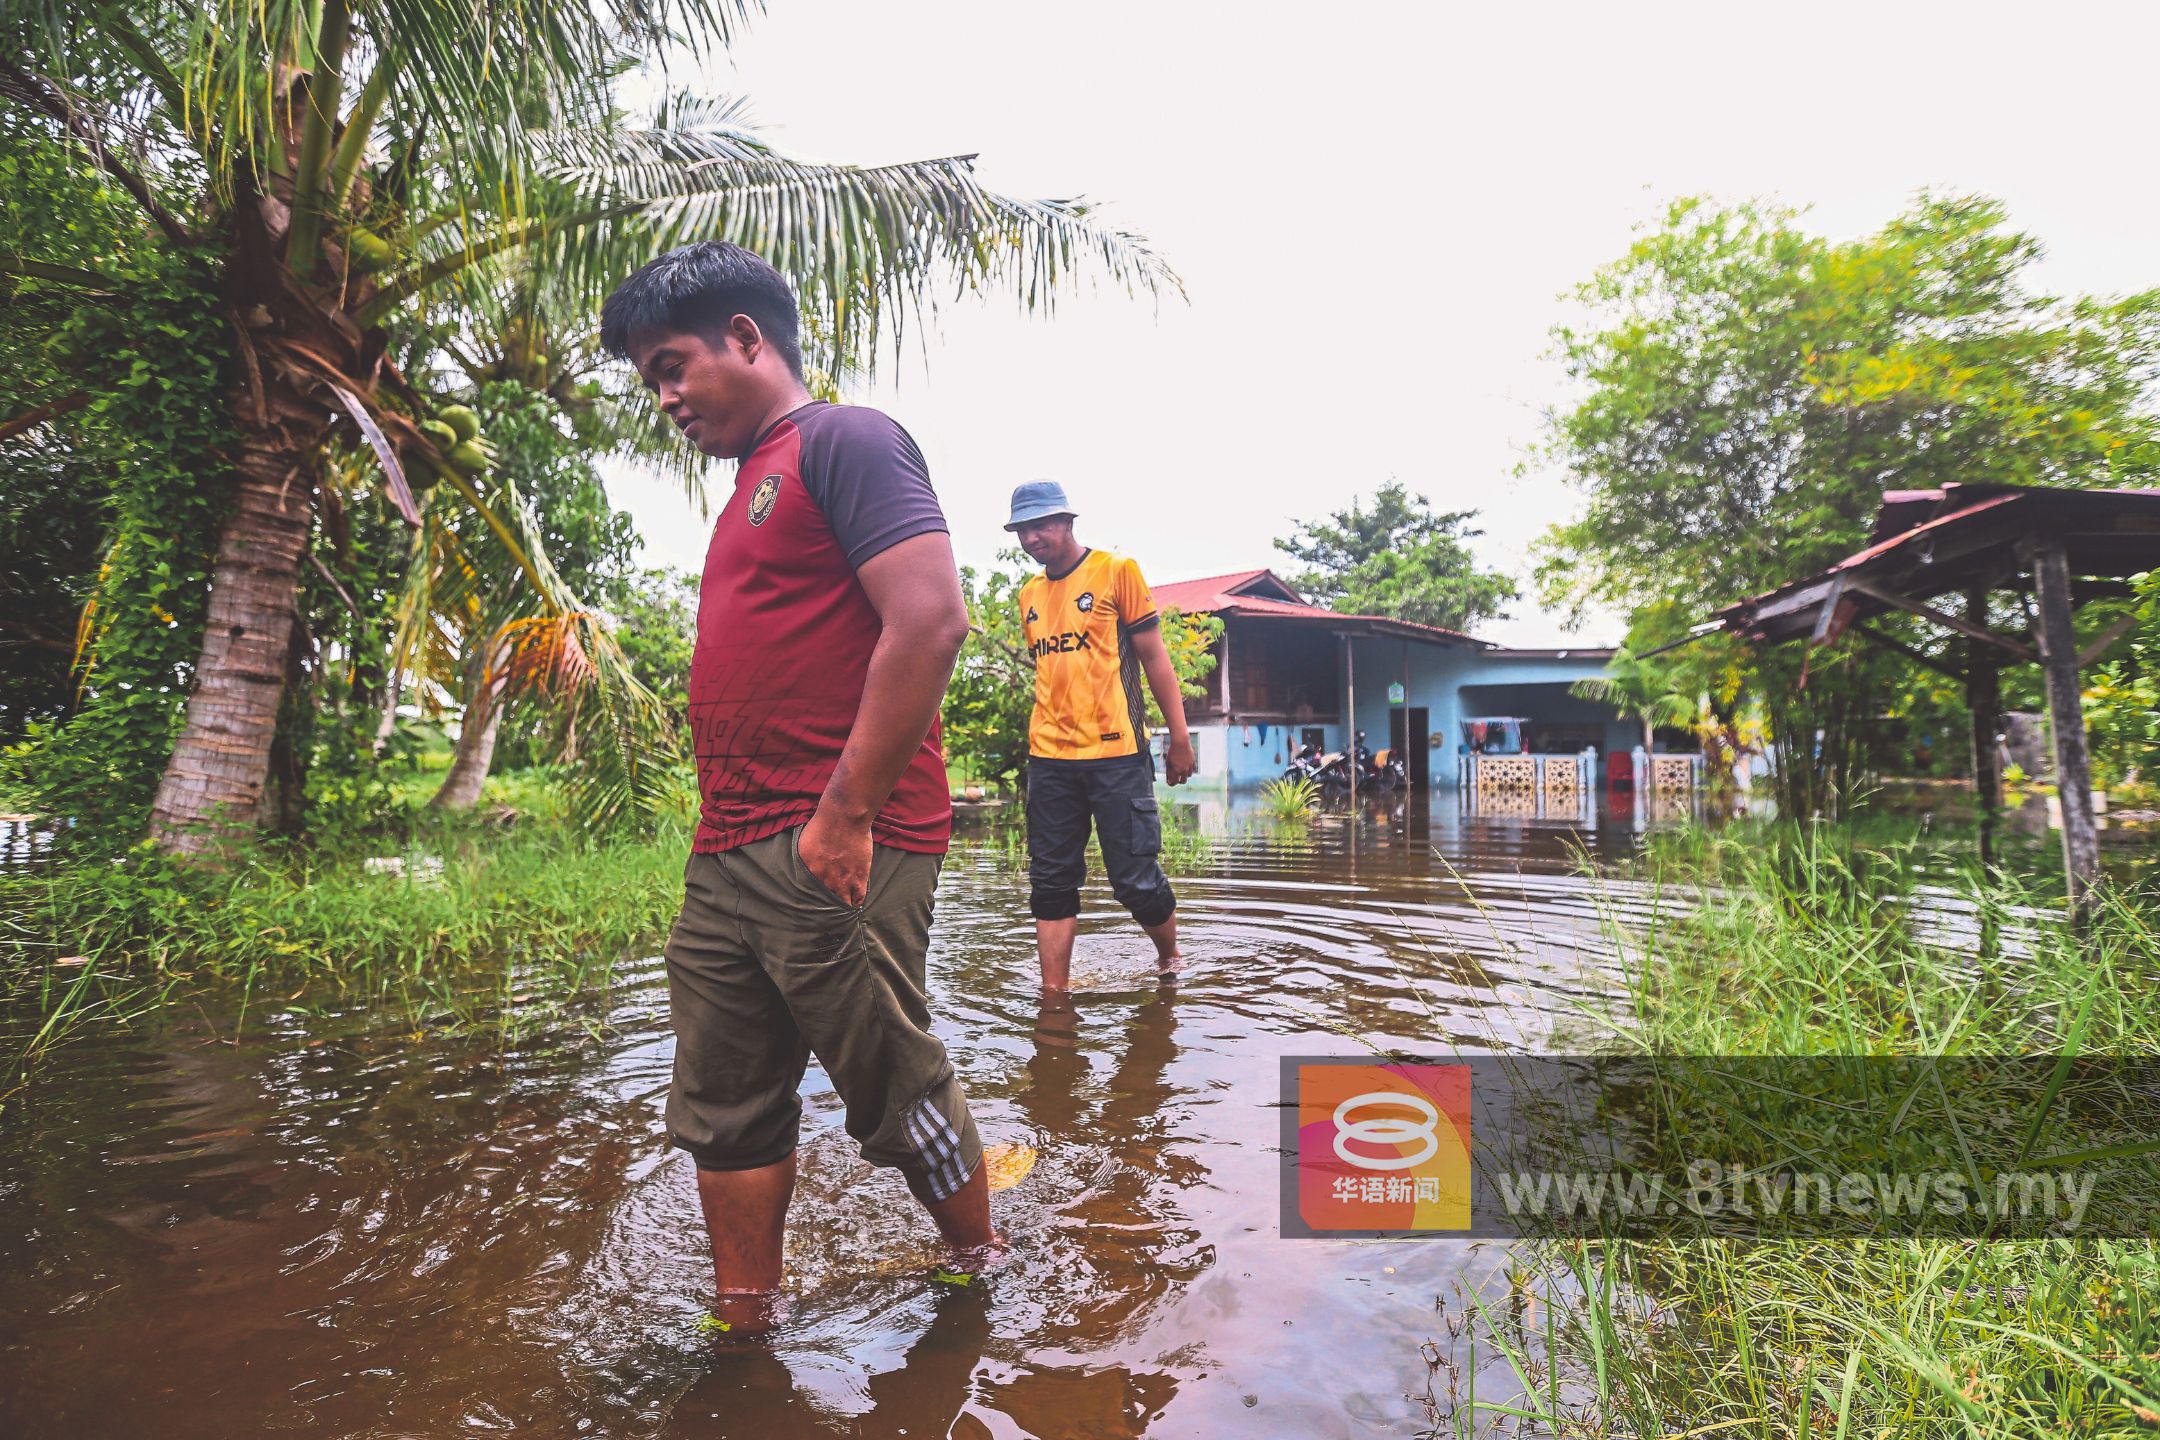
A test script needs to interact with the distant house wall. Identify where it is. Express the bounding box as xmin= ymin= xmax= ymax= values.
xmin=1456 ymin=680 xmax=1643 ymax=758
xmin=1174 ymin=624 xmax=1625 ymax=790
xmin=1343 ymin=640 xmax=1628 ymax=785
xmin=1201 ymin=716 xmax=1345 ymax=786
